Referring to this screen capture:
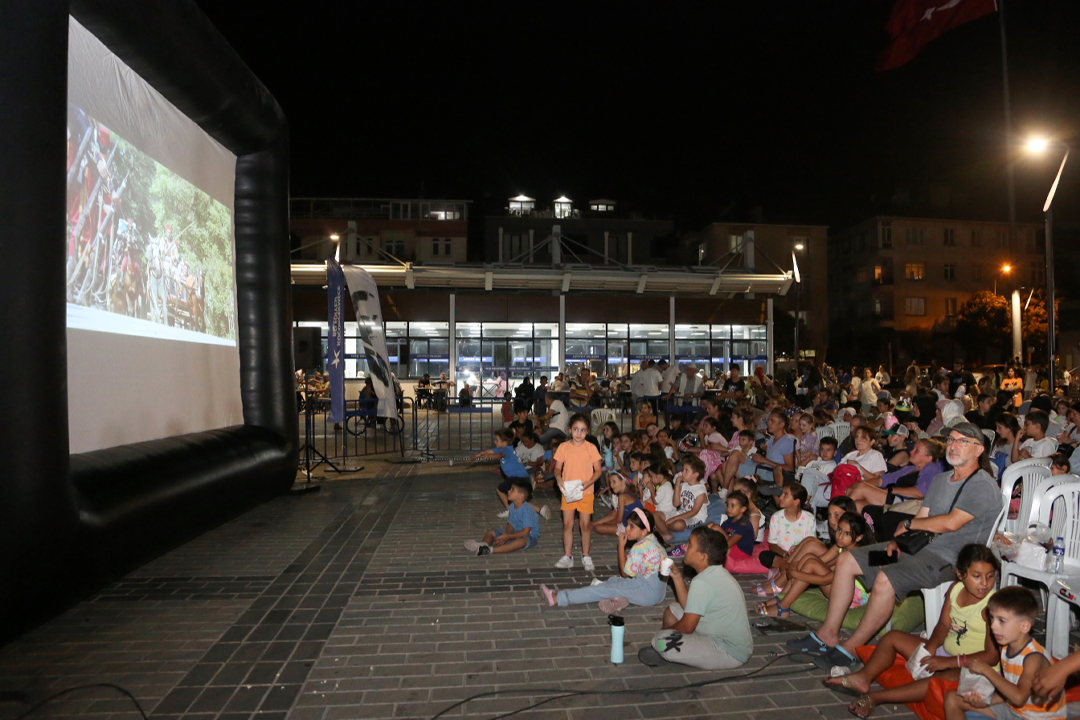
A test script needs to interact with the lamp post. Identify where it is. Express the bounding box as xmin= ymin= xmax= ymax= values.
xmin=1027 ymin=138 xmax=1070 ymax=394
xmin=994 ymin=264 xmax=1011 ymax=296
